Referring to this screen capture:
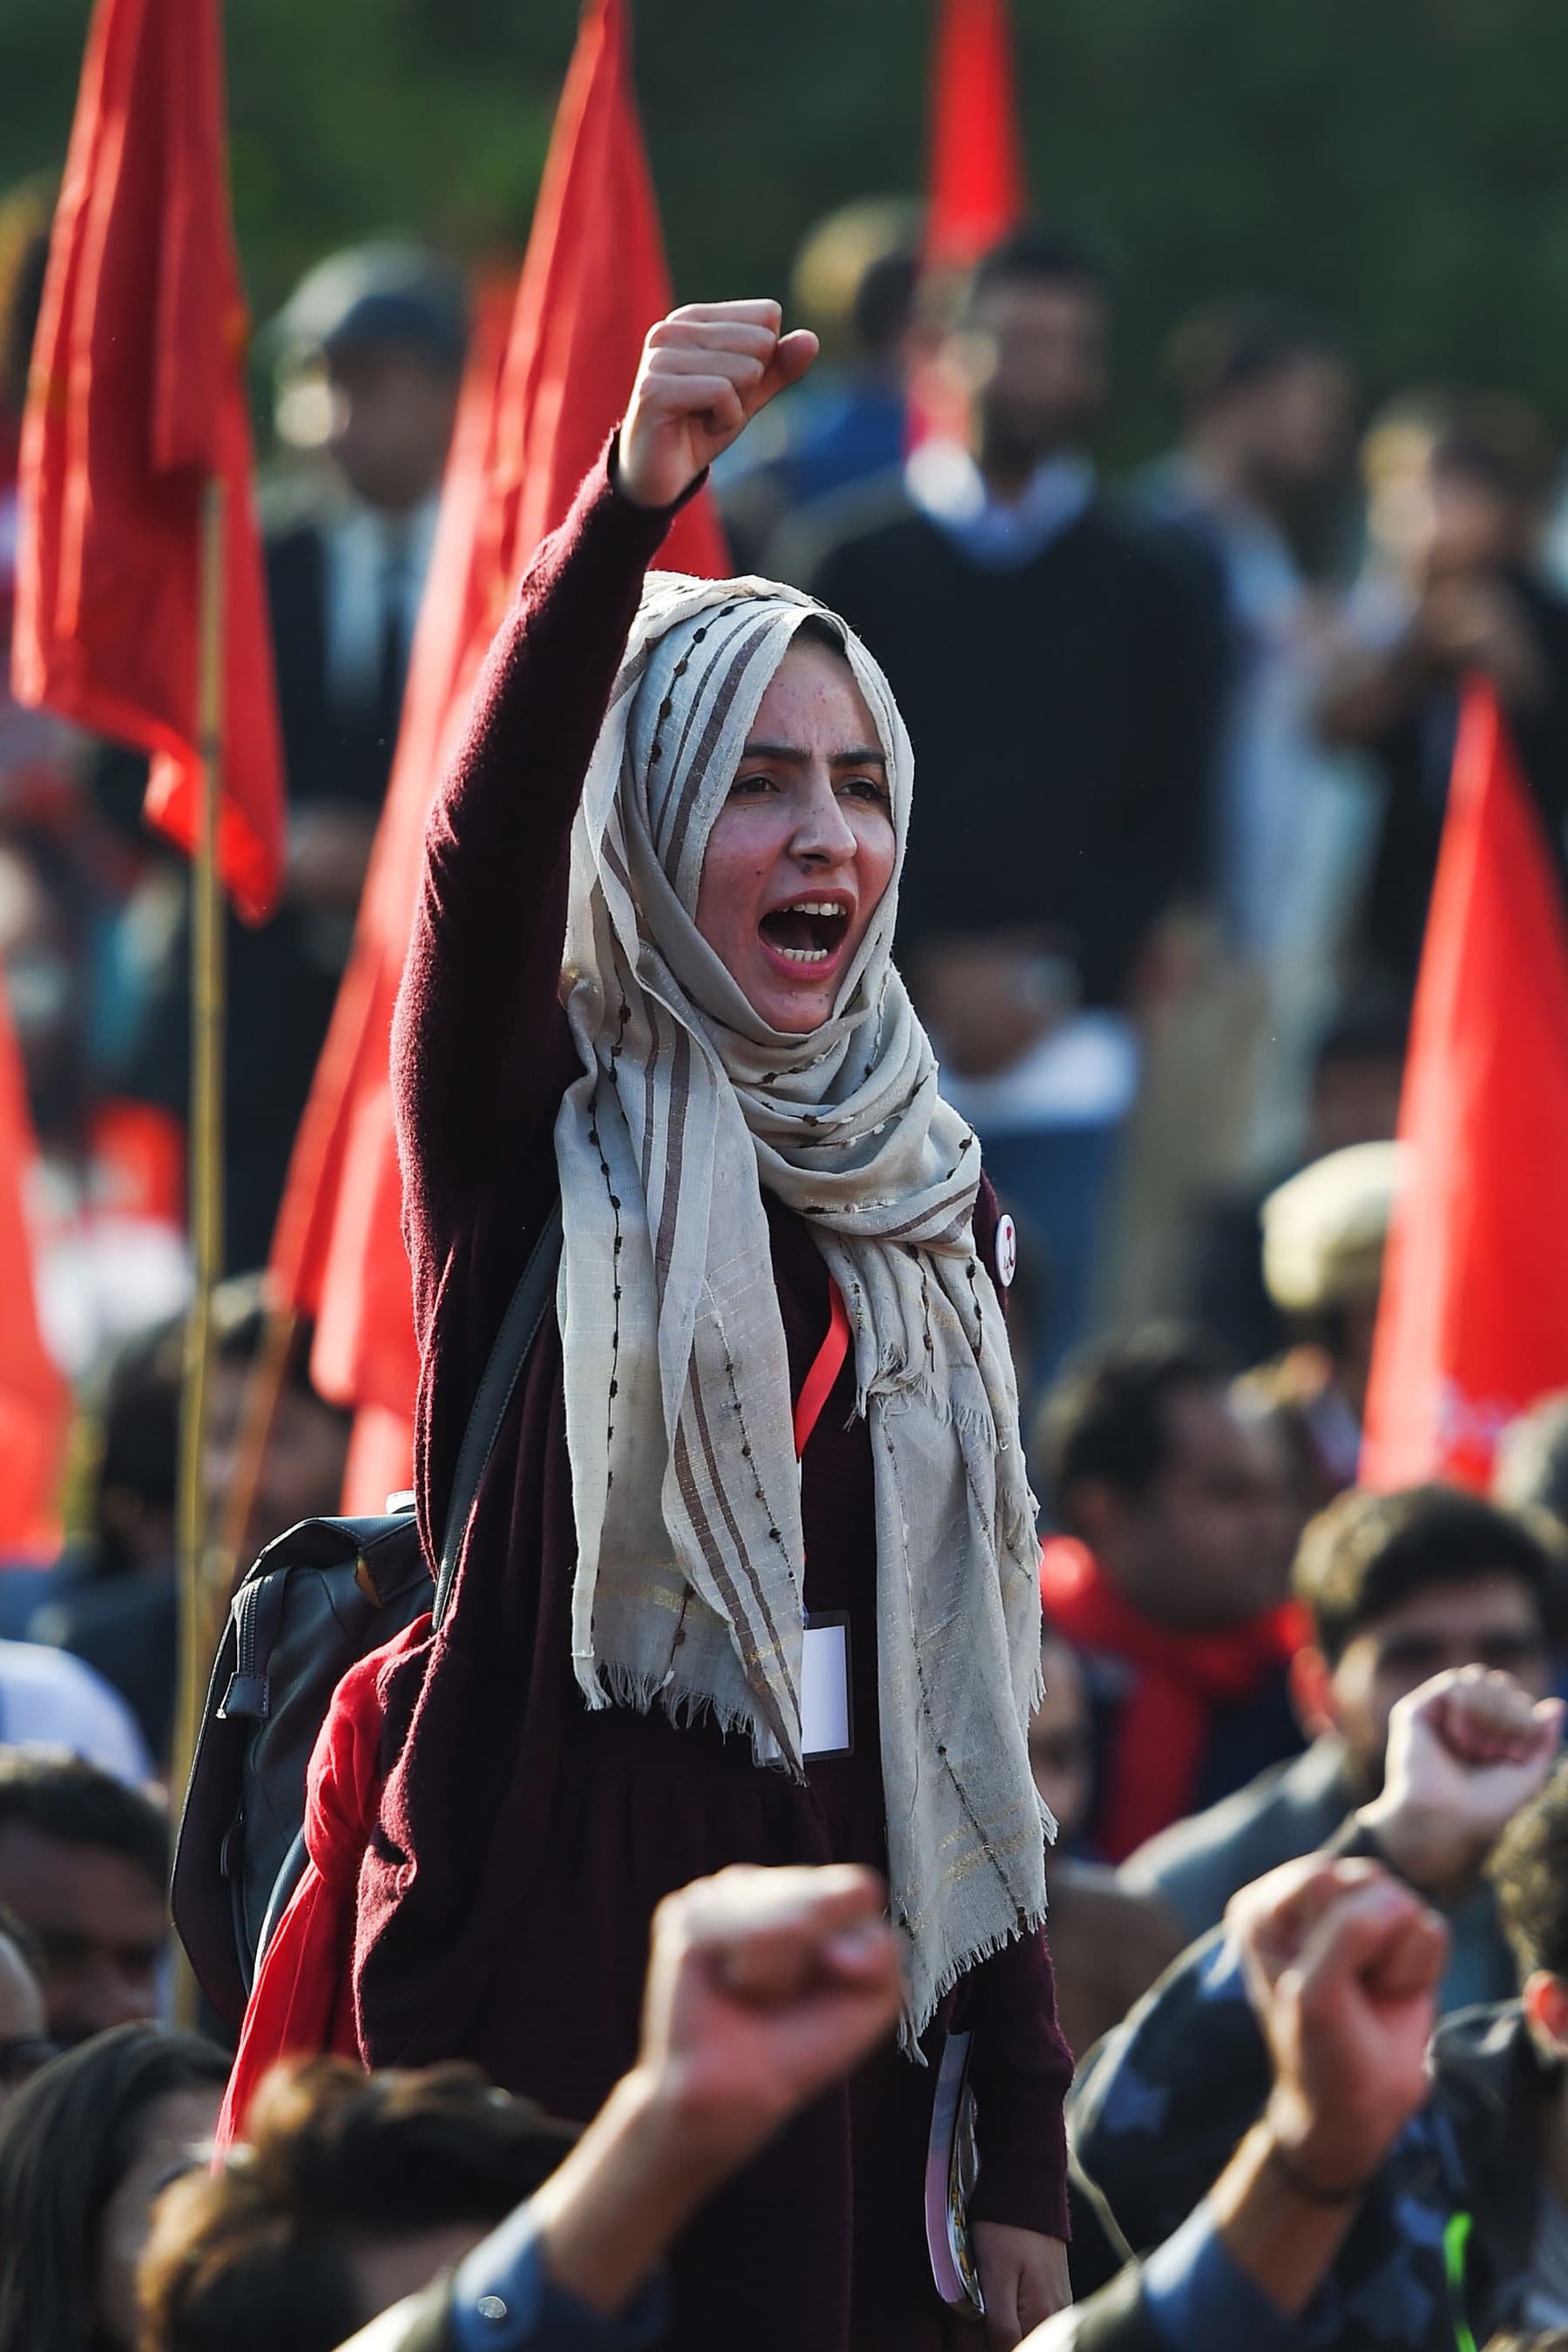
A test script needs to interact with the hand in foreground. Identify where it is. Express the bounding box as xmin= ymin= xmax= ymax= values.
xmin=1360 ymin=1665 xmax=1565 ymax=1896
xmin=635 ymin=1861 xmax=902 ymax=2170
xmin=1228 ymin=1854 xmax=1447 ymax=2194
xmin=527 ymin=1864 xmax=901 ymax=2322
xmin=974 ymin=2221 xmax=1071 ymax=2346
xmin=618 ymin=299 xmax=817 ymax=510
